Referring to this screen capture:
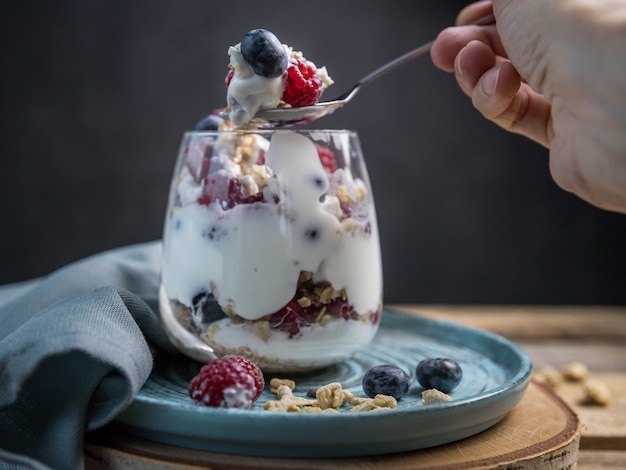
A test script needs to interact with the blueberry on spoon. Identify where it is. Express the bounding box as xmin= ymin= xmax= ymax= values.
xmin=240 ymin=29 xmax=288 ymax=78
